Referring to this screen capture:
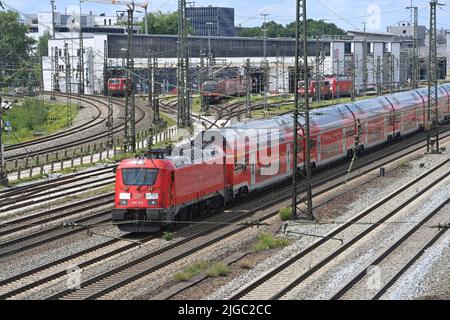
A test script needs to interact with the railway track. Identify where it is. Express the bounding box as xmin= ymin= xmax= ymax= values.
xmin=228 ymin=159 xmax=450 ymax=300
xmin=0 ymin=170 xmax=115 ymax=213
xmin=0 ymin=165 xmax=115 ymax=199
xmin=330 ymin=199 xmax=450 ymax=300
xmin=5 ymin=93 xmax=147 ymax=162
xmin=1 ymin=121 xmax=448 ymax=300
xmin=29 ymin=127 xmax=448 ymax=300
xmin=0 ymin=207 xmax=112 ymax=259
xmin=4 ymin=94 xmax=103 ymax=152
